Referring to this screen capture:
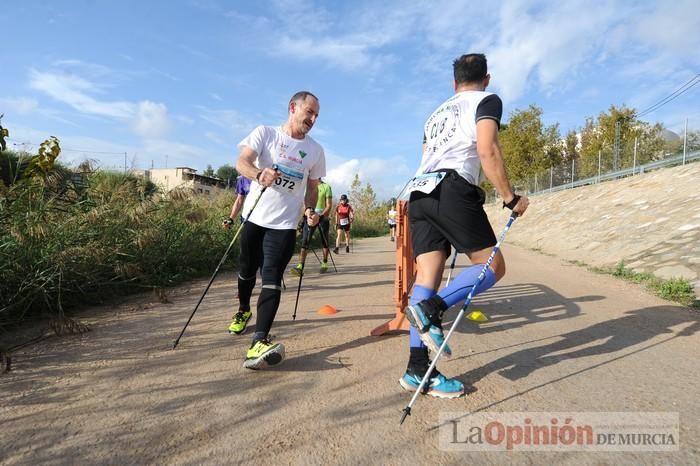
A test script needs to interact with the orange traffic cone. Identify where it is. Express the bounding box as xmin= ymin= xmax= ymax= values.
xmin=318 ymin=304 xmax=337 ymax=315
